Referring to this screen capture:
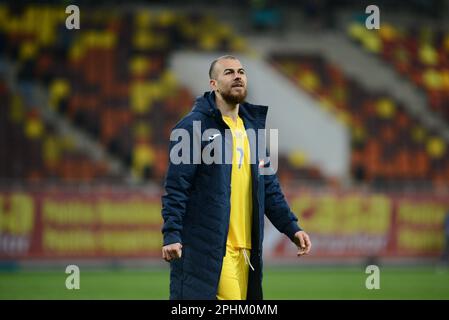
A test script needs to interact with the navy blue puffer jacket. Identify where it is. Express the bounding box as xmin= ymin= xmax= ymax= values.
xmin=161 ymin=91 xmax=302 ymax=300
